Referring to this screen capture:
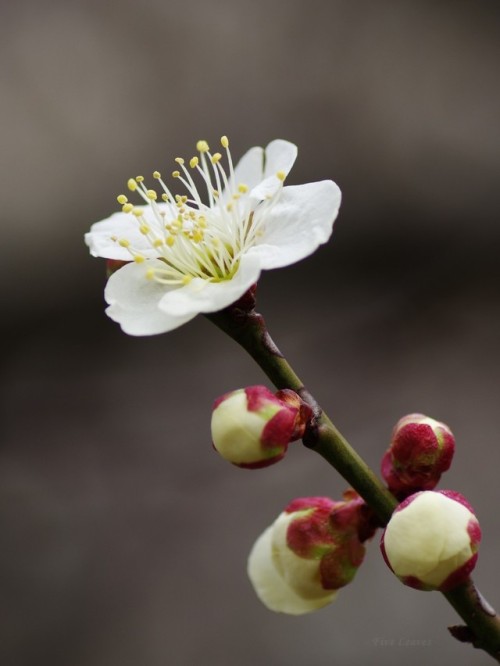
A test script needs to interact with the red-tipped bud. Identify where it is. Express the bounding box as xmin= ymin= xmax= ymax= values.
xmin=380 ymin=490 xmax=481 ymax=592
xmin=211 ymin=386 xmax=310 ymax=469
xmin=247 ymin=492 xmax=375 ymax=614
xmin=381 ymin=413 xmax=455 ymax=496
